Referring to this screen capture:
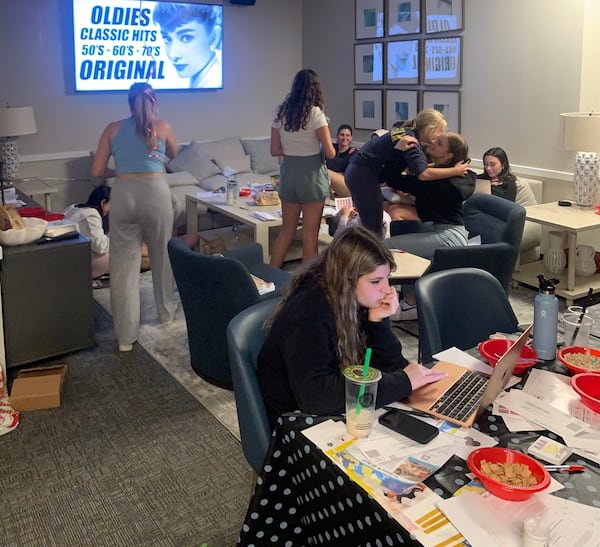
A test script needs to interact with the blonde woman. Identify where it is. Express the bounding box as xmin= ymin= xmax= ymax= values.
xmin=257 ymin=226 xmax=446 ymax=427
xmin=345 ymin=109 xmax=469 ymax=236
xmin=92 ymin=83 xmax=178 ymax=351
